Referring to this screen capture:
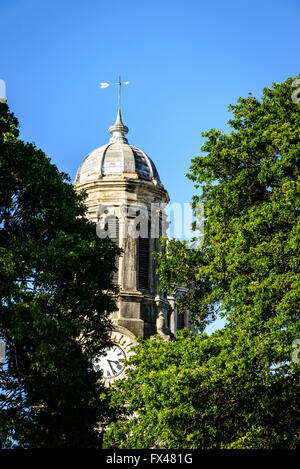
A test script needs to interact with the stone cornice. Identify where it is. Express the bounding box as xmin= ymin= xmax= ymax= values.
xmin=74 ymin=177 xmax=169 ymax=203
